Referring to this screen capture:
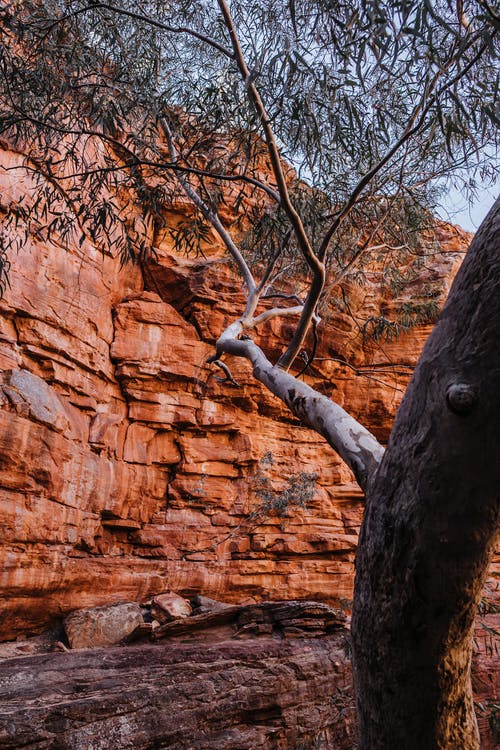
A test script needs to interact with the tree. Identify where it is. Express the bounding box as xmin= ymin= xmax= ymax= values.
xmin=352 ymin=197 xmax=499 ymax=749
xmin=0 ymin=1 xmax=498 ymax=747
